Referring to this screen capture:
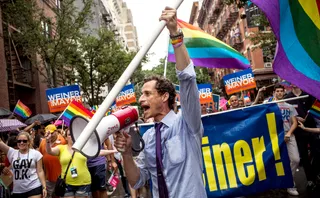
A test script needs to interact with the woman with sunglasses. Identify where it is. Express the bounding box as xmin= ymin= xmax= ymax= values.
xmin=0 ymin=132 xmax=47 ymax=198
